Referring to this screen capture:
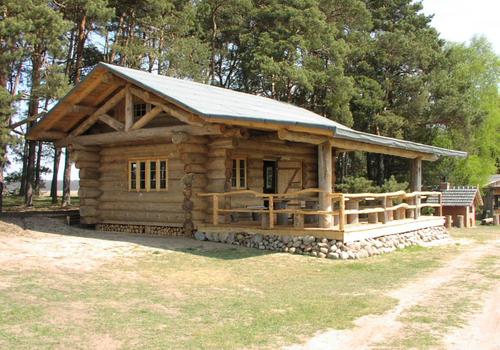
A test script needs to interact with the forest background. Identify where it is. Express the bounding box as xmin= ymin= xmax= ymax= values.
xmin=0 ymin=0 xmax=498 ymax=209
